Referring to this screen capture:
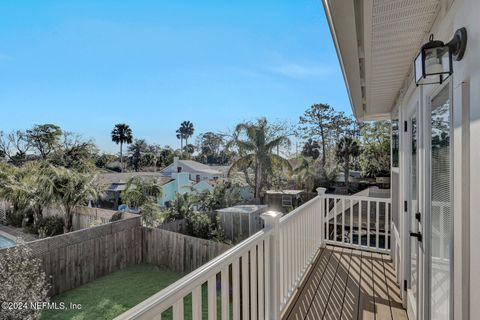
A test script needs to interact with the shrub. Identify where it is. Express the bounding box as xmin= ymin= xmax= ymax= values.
xmin=109 ymin=211 xmax=123 ymax=222
xmin=36 ymin=216 xmax=64 ymax=238
xmin=0 ymin=245 xmax=50 ymax=320
xmin=185 ymin=212 xmax=212 ymax=239
xmin=141 ymin=201 xmax=165 ymax=228
xmin=5 ymin=209 xmax=24 ymax=227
